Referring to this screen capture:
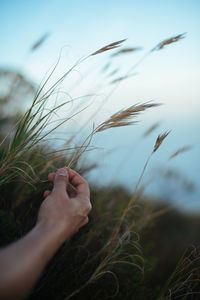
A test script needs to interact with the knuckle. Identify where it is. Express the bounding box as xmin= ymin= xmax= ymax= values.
xmin=82 ymin=203 xmax=91 ymax=215
xmin=85 ymin=202 xmax=92 ymax=213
